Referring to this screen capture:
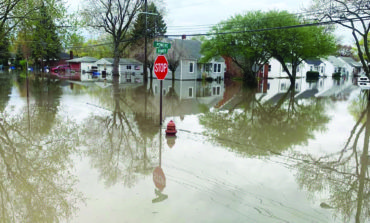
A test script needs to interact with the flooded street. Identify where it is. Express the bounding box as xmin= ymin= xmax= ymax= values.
xmin=1 ymin=71 xmax=369 ymax=222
